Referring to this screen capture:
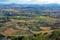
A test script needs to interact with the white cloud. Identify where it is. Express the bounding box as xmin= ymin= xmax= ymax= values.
xmin=30 ymin=0 xmax=60 ymax=4
xmin=1 ymin=0 xmax=60 ymax=4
